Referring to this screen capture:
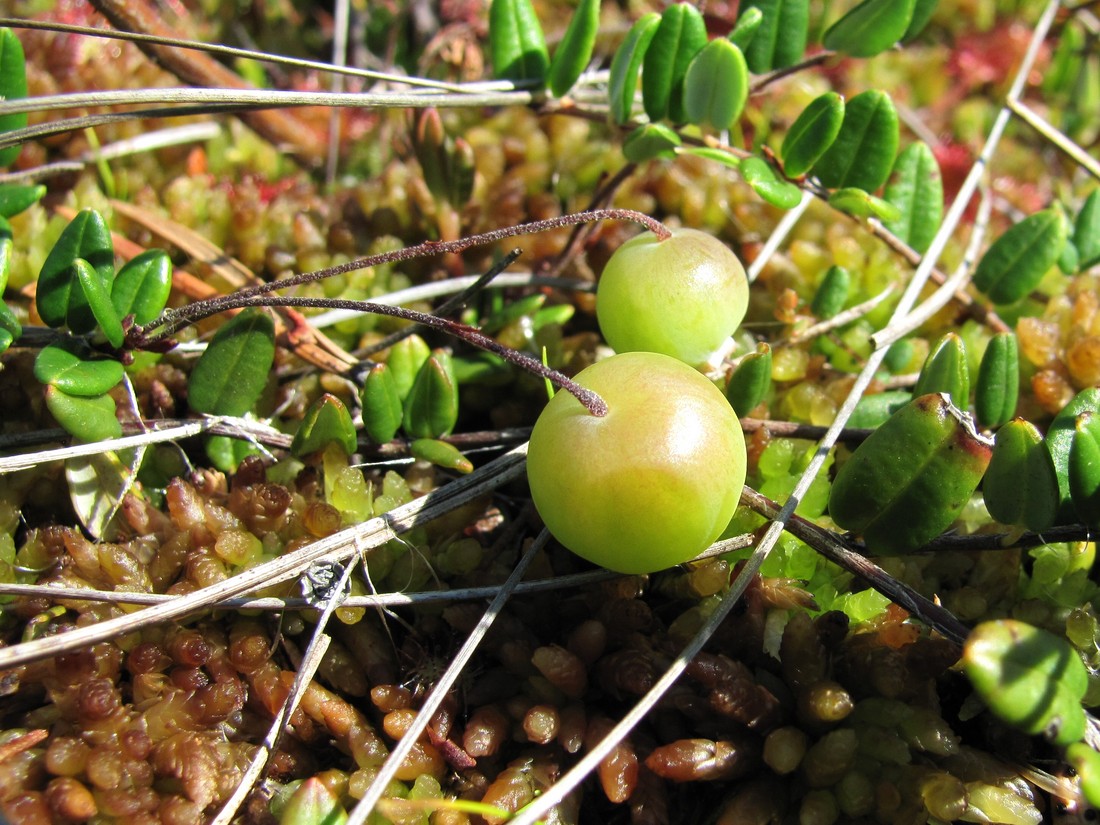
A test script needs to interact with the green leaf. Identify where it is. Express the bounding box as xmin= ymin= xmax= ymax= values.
xmin=0 ymin=29 xmax=28 ymax=168
xmin=902 ymin=0 xmax=939 ymax=41
xmin=386 ymin=334 xmax=431 ymax=401
xmin=725 ymin=342 xmax=771 ymax=417
xmin=963 ymin=619 xmax=1087 ymax=747
xmin=780 ymin=92 xmax=844 ymax=178
xmin=488 ymin=0 xmax=549 ymax=83
xmin=883 ymin=142 xmax=943 ymax=255
xmin=811 ymin=90 xmax=899 ymax=192
xmin=739 ymin=0 xmax=809 ymax=73
xmin=1069 ymin=412 xmax=1100 ymax=527
xmin=642 ymin=3 xmax=707 ymax=124
xmin=912 ymin=332 xmax=969 ymax=408
xmin=728 ymin=6 xmax=763 ymax=51
xmin=188 ymin=308 xmax=275 ymax=416
xmin=34 ymin=339 xmax=124 ymax=397
xmin=828 ymin=393 xmax=992 ymax=554
xmin=846 ymin=390 xmax=911 ymax=429
xmin=823 ymin=0 xmax=917 ymax=58
xmin=683 ymin=39 xmax=748 ymax=132
xmin=678 ymin=146 xmax=742 ymax=169
xmin=974 ymin=332 xmax=1019 ymax=429
xmin=972 ymin=207 xmax=1069 ymax=305
xmin=1073 ymin=189 xmax=1100 ymax=271
xmin=410 ymin=438 xmax=474 ymax=474
xmin=204 ymin=434 xmax=261 ymax=474
xmin=811 ymin=265 xmax=850 ymax=320
xmin=0 ymin=215 xmax=11 ymax=294
xmin=111 ymin=250 xmax=172 ymax=326
xmin=607 ymin=13 xmax=660 ymax=124
xmin=1046 ymin=387 xmax=1100 ymax=524
xmin=292 ymin=393 xmax=357 ymax=457
xmin=827 ymin=188 xmax=902 ymax=222
xmin=741 ymin=156 xmax=802 ymax=209
xmin=73 ymin=258 xmax=124 ymax=348
xmin=622 ymin=123 xmax=682 ymax=163
xmin=36 ymin=209 xmax=116 ymax=333
xmin=66 ymin=449 xmax=140 ymax=540
xmin=45 ymin=385 xmax=122 ymax=442
xmin=547 ymin=0 xmax=601 ymax=97
xmin=983 ymin=419 xmax=1058 ymax=532
xmin=0 ymin=183 xmax=45 ymax=218
xmin=0 ymin=300 xmax=18 ymax=355
xmin=403 ymin=349 xmax=459 ymax=439
xmin=361 ymin=363 xmax=403 ymax=444
xmin=1067 ymin=744 xmax=1100 ymax=810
